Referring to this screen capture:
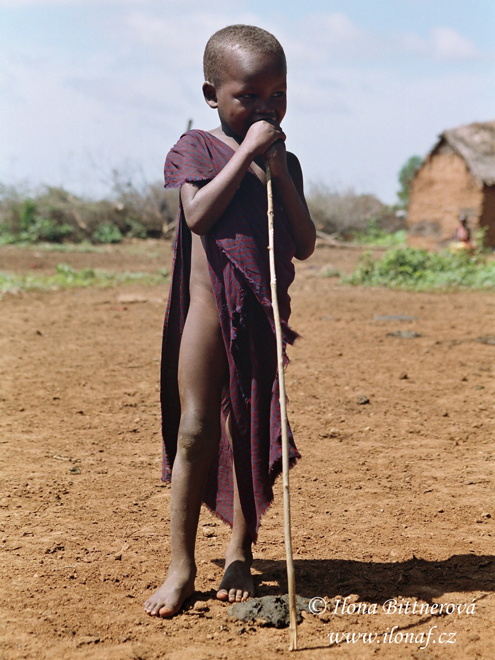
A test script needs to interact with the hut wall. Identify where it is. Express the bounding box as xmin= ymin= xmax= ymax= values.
xmin=407 ymin=152 xmax=483 ymax=247
xmin=480 ymin=185 xmax=495 ymax=247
